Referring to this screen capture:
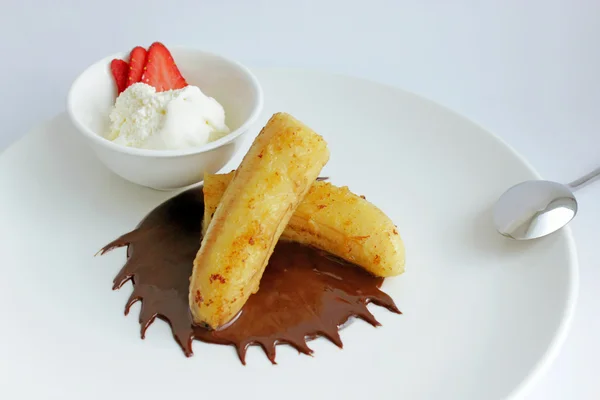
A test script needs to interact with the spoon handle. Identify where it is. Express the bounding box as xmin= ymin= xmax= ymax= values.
xmin=567 ymin=166 xmax=600 ymax=192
